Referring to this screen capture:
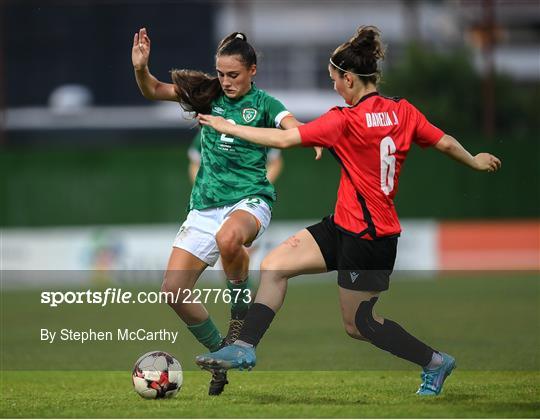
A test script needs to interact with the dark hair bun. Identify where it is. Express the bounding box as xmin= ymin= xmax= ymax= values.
xmin=329 ymin=25 xmax=385 ymax=82
xmin=350 ymin=26 xmax=384 ymax=60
